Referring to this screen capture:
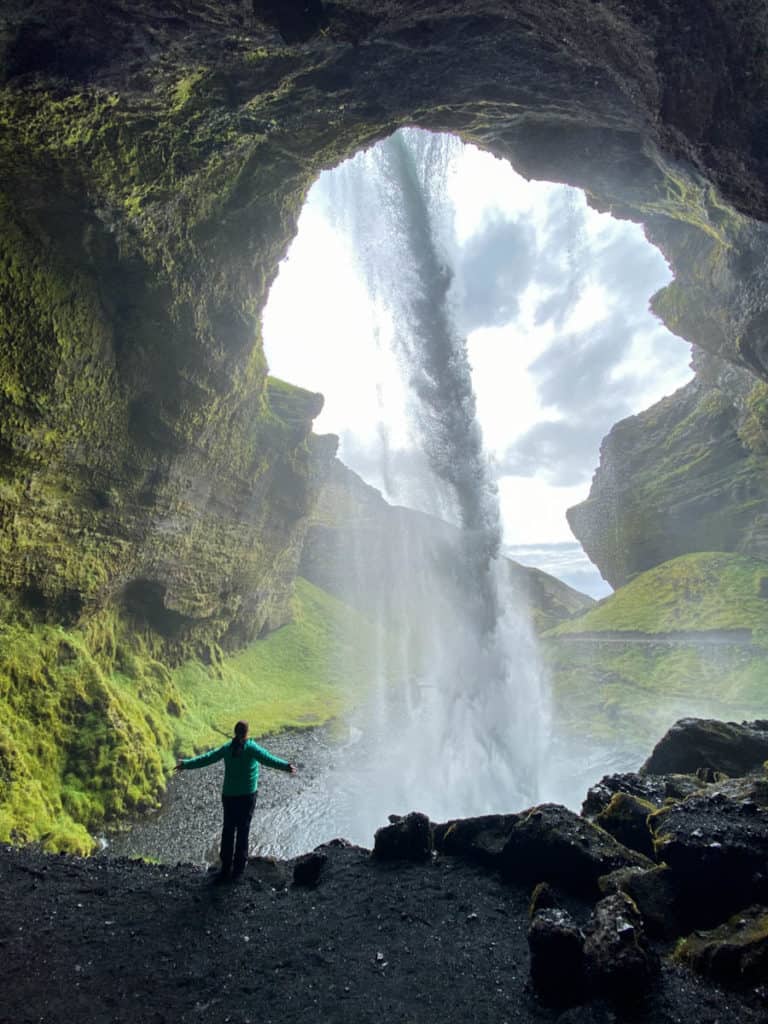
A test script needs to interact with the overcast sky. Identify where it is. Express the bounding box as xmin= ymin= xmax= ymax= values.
xmin=262 ymin=134 xmax=692 ymax=547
